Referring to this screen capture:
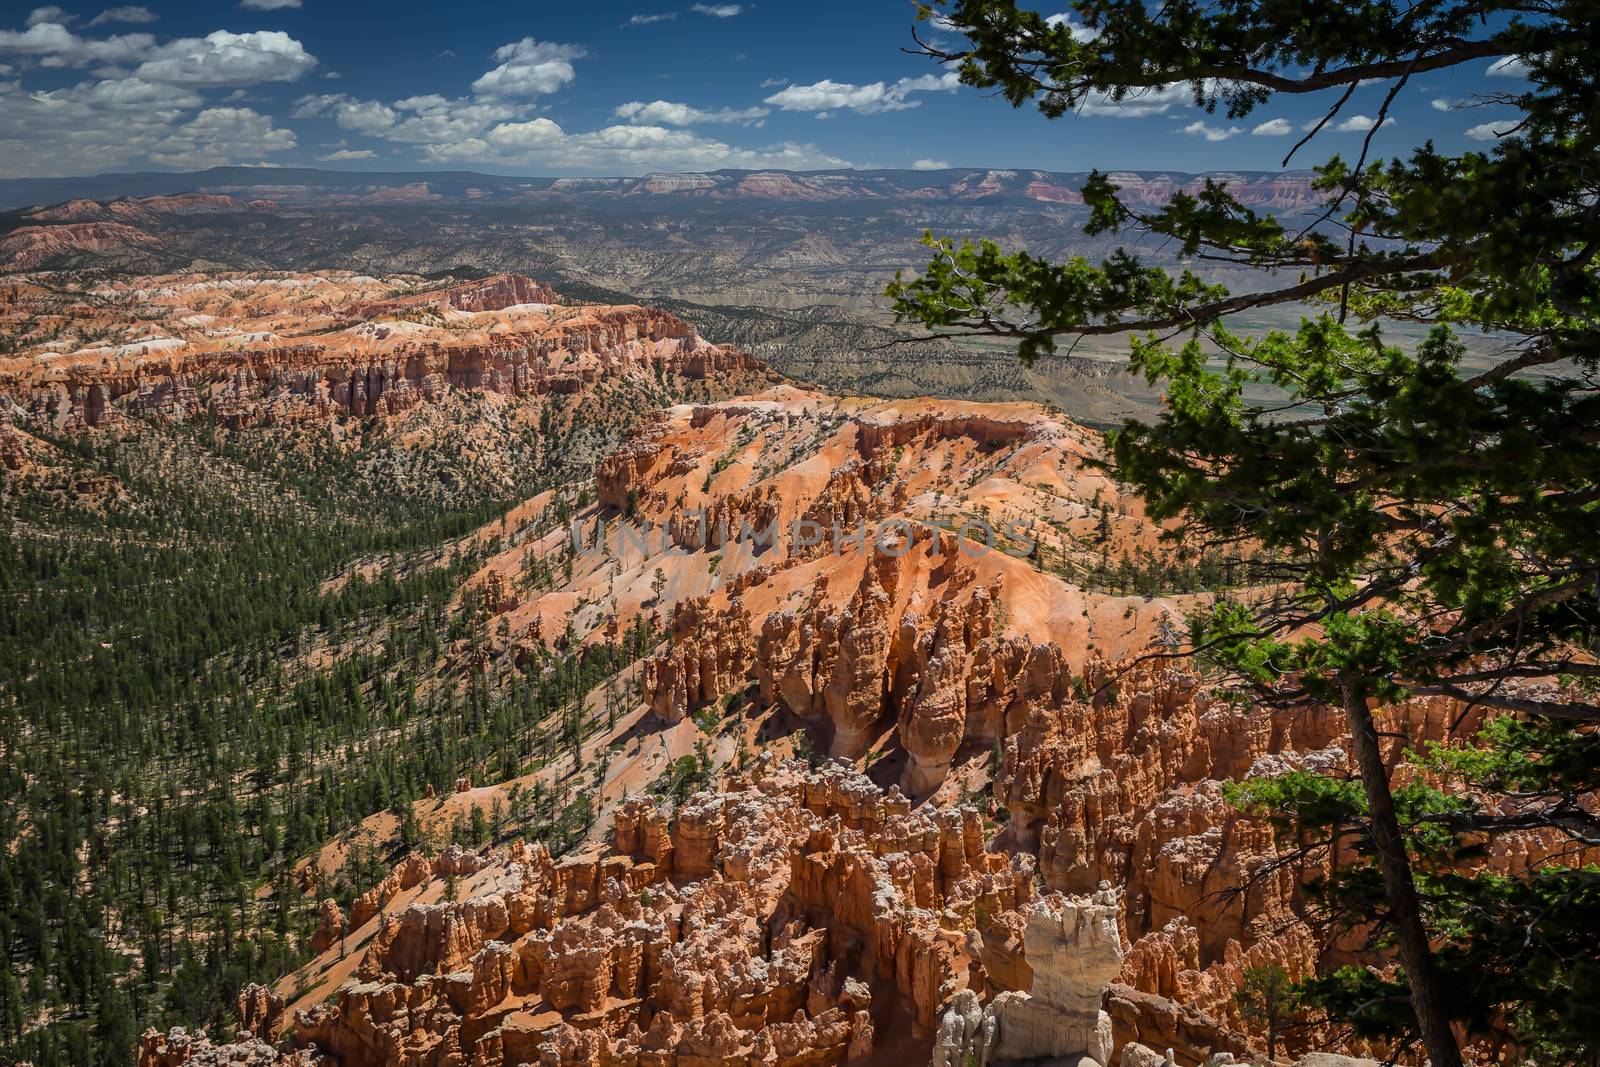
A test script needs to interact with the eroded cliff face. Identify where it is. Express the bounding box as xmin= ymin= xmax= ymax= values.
xmin=397 ymin=376 xmax=1581 ymax=1066
xmin=573 ymin=391 xmax=1183 ymax=797
xmin=62 ymin=279 xmax=1577 ymax=1067
xmin=143 ymin=684 xmax=1541 ymax=1067
xmin=141 ymin=761 xmax=1055 ymax=1067
xmin=0 ymin=272 xmax=764 ymax=429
